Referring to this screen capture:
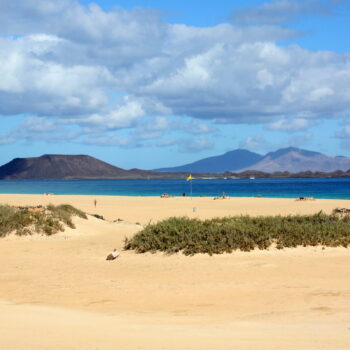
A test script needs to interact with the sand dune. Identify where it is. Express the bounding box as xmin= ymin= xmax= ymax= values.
xmin=1 ymin=298 xmax=349 ymax=350
xmin=0 ymin=195 xmax=349 ymax=349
